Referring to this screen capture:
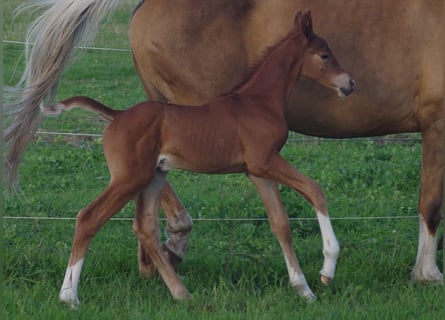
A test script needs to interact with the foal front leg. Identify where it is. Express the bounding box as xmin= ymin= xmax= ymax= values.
xmin=247 ymin=174 xmax=315 ymax=301
xmin=249 ymin=154 xmax=340 ymax=285
xmin=137 ymin=182 xmax=193 ymax=276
